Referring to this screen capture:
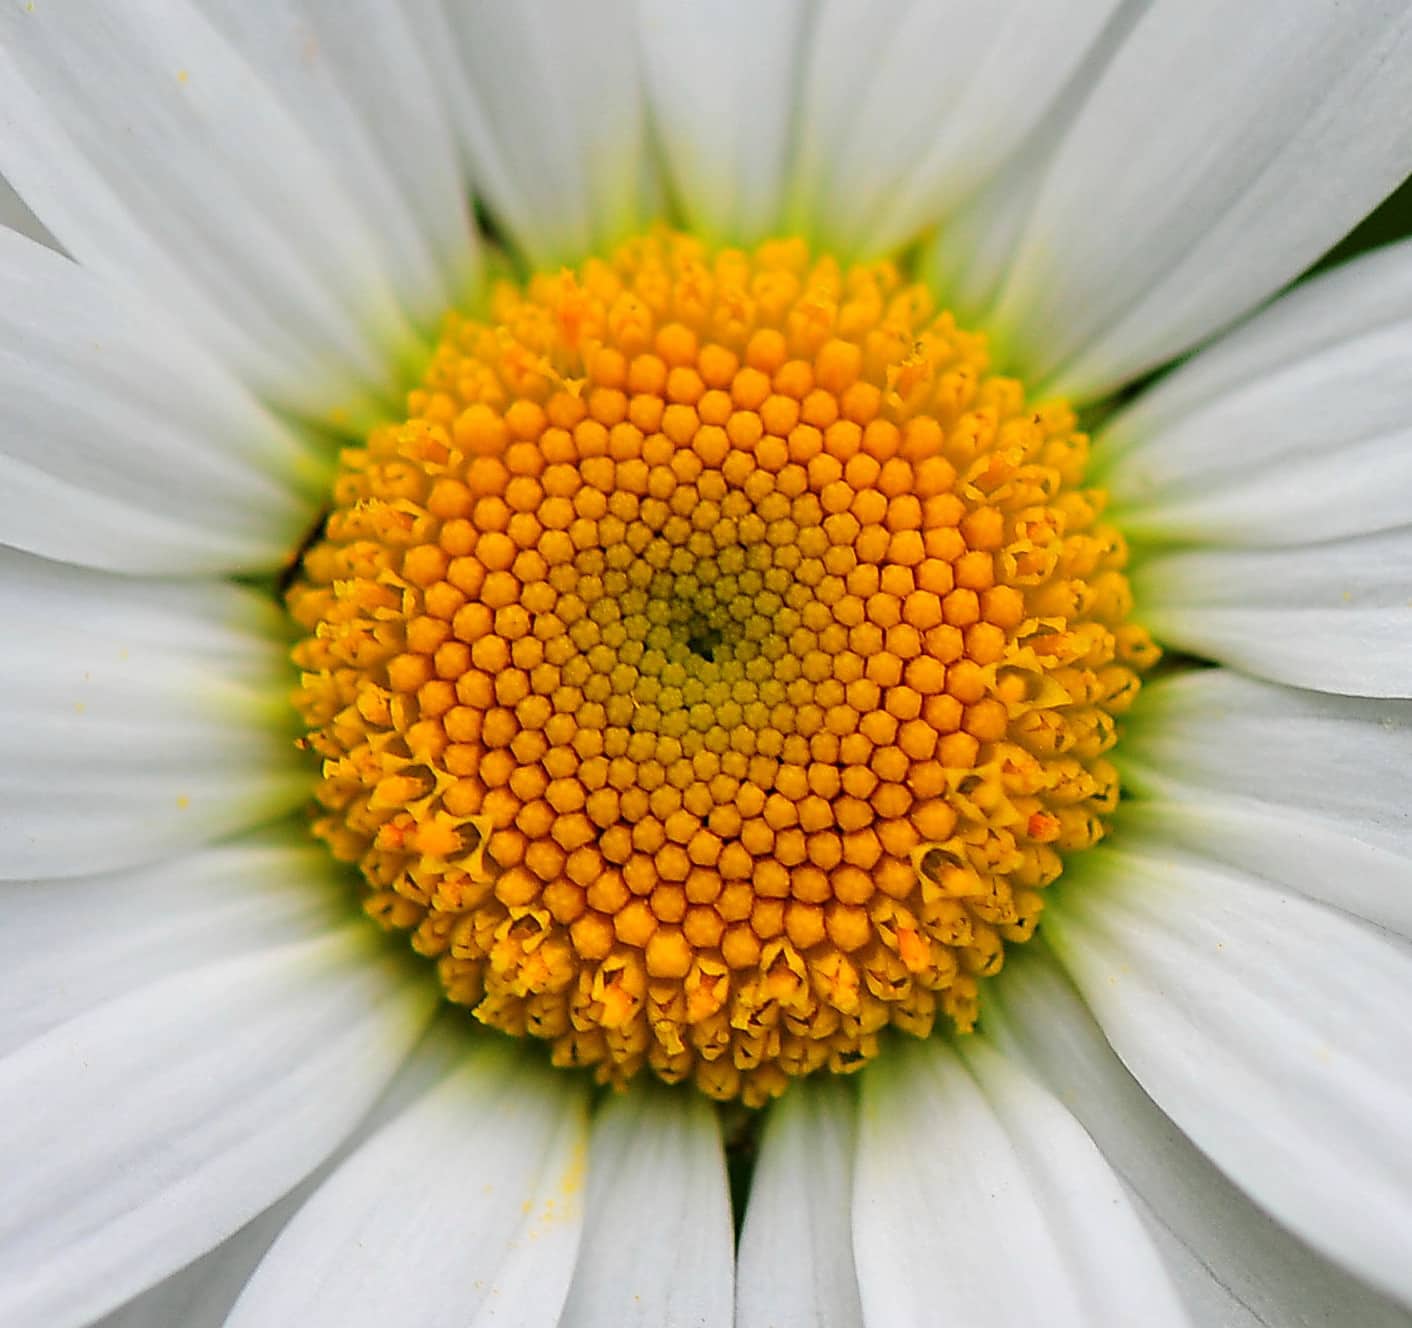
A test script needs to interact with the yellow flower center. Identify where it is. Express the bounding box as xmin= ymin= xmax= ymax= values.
xmin=287 ymin=231 xmax=1155 ymax=1106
